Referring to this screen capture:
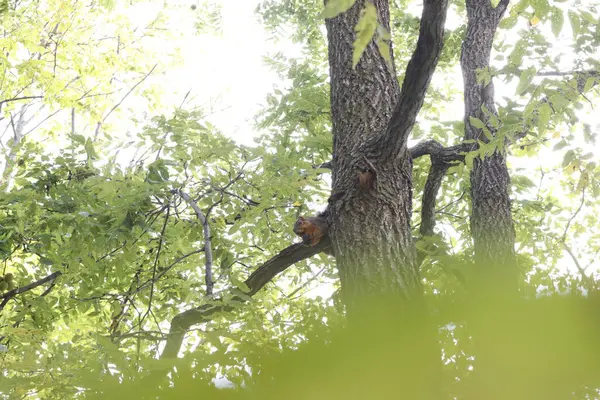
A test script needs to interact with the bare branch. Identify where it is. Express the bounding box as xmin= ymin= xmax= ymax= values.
xmin=420 ymin=162 xmax=450 ymax=236
xmin=317 ymin=161 xmax=332 ymax=169
xmin=140 ymin=205 xmax=171 ymax=326
xmin=160 ymin=237 xmax=331 ymax=358
xmin=409 ymin=140 xmax=469 ymax=162
xmin=174 ymin=189 xmax=214 ymax=295
xmin=561 ymin=242 xmax=594 ymax=290
xmin=22 ymin=109 xmax=61 ymax=136
xmin=0 ymin=96 xmax=43 ymax=110
xmin=497 ymin=69 xmax=599 ymax=78
xmin=409 ymin=140 xmax=469 ymax=236
xmin=561 ymin=189 xmax=585 ymax=243
xmin=94 ymin=64 xmax=158 ymax=139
